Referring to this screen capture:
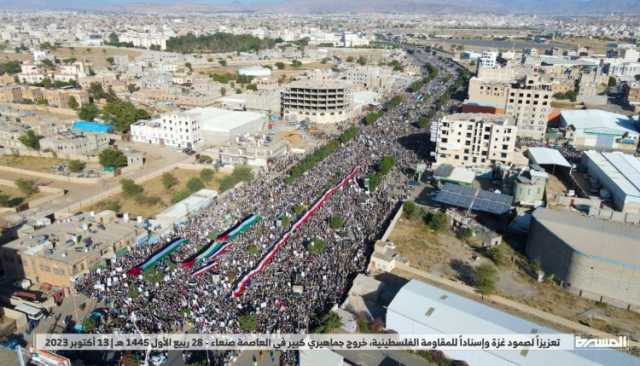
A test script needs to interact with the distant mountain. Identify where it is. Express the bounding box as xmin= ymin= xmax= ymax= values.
xmin=1 ymin=0 xmax=639 ymax=14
